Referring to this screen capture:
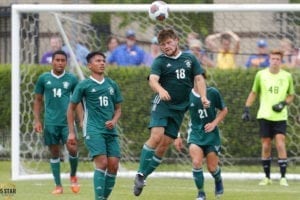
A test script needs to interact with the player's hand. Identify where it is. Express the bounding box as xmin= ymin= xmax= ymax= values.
xmin=272 ymin=101 xmax=287 ymax=112
xmin=158 ymin=89 xmax=171 ymax=101
xmin=174 ymin=137 xmax=183 ymax=152
xmin=201 ymin=97 xmax=210 ymax=108
xmin=34 ymin=121 xmax=43 ymax=133
xmin=242 ymin=106 xmax=251 ymax=121
xmin=67 ymin=132 xmax=76 ymax=145
xmin=105 ymin=120 xmax=116 ymax=130
xmin=204 ymin=122 xmax=216 ymax=133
